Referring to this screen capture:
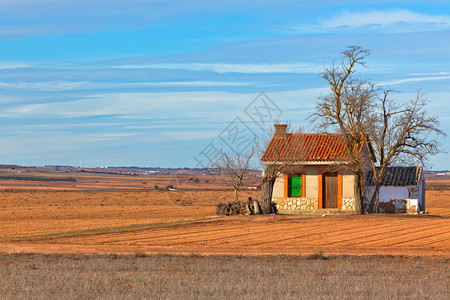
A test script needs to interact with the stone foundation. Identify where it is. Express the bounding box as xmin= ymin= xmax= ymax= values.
xmin=272 ymin=198 xmax=319 ymax=210
xmin=342 ymin=198 xmax=356 ymax=211
xmin=274 ymin=197 xmax=356 ymax=211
